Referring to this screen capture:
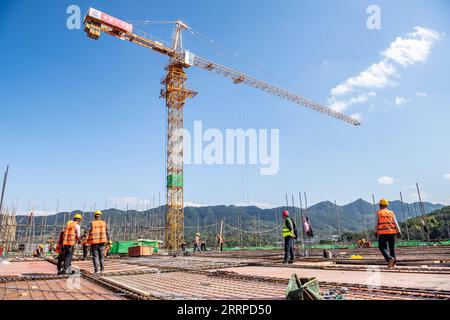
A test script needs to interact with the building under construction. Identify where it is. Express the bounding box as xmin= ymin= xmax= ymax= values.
xmin=1 ymin=7 xmax=449 ymax=303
